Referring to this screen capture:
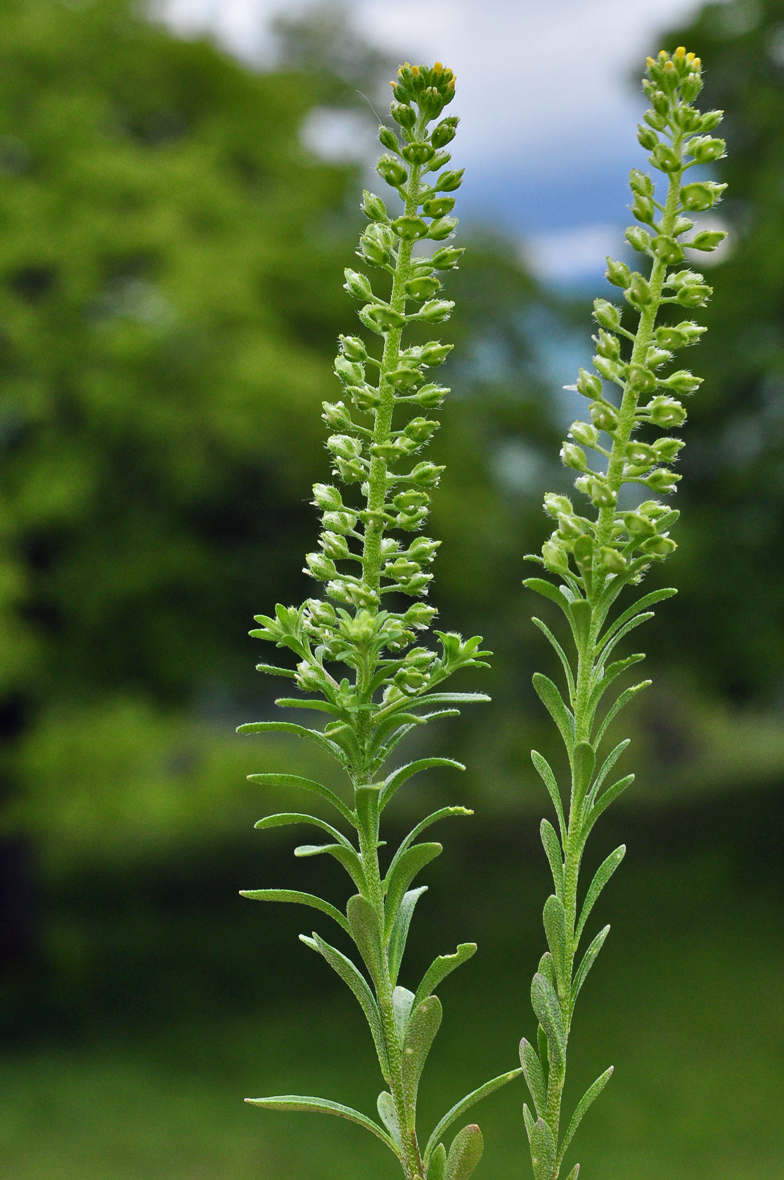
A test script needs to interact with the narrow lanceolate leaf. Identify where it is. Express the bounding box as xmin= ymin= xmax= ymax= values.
xmin=575 ymin=846 xmax=626 ymax=942
xmin=564 ymin=1166 xmax=580 ymax=1180
xmin=254 ymin=663 xmax=297 ymax=679
xmin=594 ymin=681 xmax=651 ymax=746
xmin=533 ymin=673 xmax=575 ymax=753
xmin=377 ymin=1090 xmax=402 ymax=1147
xmin=427 ymin=1142 xmax=447 ymax=1180
xmin=413 ymin=943 xmax=477 ymax=1009
xmin=531 ymin=750 xmax=566 ymax=837
xmin=519 ymin=1037 xmax=547 ymax=1118
xmin=381 ymin=758 xmax=466 ymax=806
xmin=444 ymin=1124 xmax=483 ymax=1180
xmin=571 ymin=925 xmax=610 ymax=1004
xmin=584 ymin=775 xmax=635 ymax=833
xmin=588 ymin=739 xmax=630 ymax=805
xmin=244 ymin=771 xmax=353 ymax=823
xmin=239 ymin=889 xmax=349 ymax=934
xmin=523 ymin=577 xmax=571 ymax=614
xmin=572 ymin=740 xmax=595 ymax=806
xmin=347 ymin=894 xmax=385 ymax=983
xmin=383 ymin=843 xmax=443 ymax=936
xmin=530 ymin=972 xmax=566 ymax=1070
xmin=542 ymin=895 xmax=569 ymax=990
xmin=423 ymin=1069 xmax=523 ymax=1167
xmin=401 ymin=995 xmax=442 ymax=1103
xmin=557 ymin=1067 xmax=614 ymax=1165
xmin=595 ymin=588 xmax=677 ymax=654
xmin=522 ymin=1102 xmax=536 ymax=1143
xmin=254 ymin=811 xmax=353 ymax=848
xmin=239 ymin=721 xmax=345 ymax=763
xmin=529 ymin=1116 xmax=557 ymax=1180
xmin=388 ymin=886 xmax=427 ymax=985
xmin=354 ymin=784 xmax=382 ymax=852
xmin=300 ymin=933 xmax=388 ymax=1076
xmin=392 ymin=985 xmax=416 ymax=1043
xmin=532 ymin=617 xmax=575 ymax=702
xmin=294 ymin=842 xmax=367 ymax=892
xmin=245 ymin=1094 xmax=398 ymax=1154
xmin=540 ymin=819 xmax=564 ymax=897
